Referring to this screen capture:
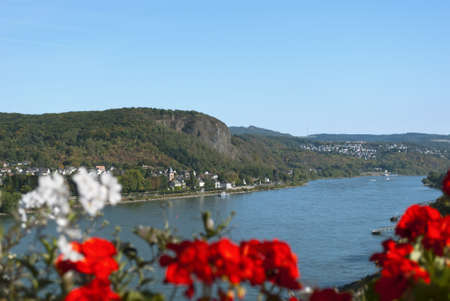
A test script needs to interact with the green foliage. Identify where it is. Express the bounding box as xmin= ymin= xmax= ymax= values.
xmin=2 ymin=175 xmax=38 ymax=193
xmin=0 ymin=190 xmax=21 ymax=213
xmin=422 ymin=171 xmax=446 ymax=189
xmin=120 ymin=169 xmax=146 ymax=193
